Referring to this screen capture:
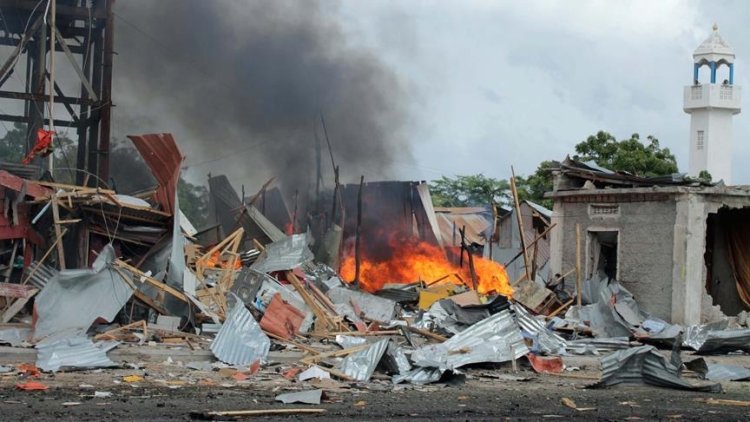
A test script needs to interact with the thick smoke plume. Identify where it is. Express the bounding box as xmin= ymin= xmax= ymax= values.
xmin=112 ymin=1 xmax=411 ymax=196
